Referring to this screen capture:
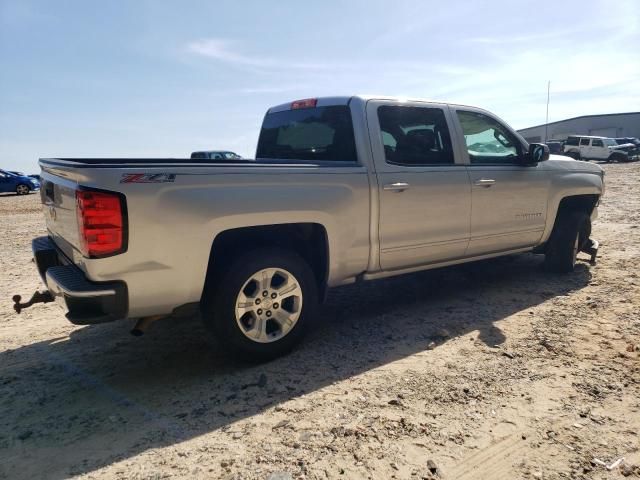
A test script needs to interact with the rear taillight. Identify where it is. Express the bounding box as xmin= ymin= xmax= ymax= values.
xmin=76 ymin=189 xmax=126 ymax=258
